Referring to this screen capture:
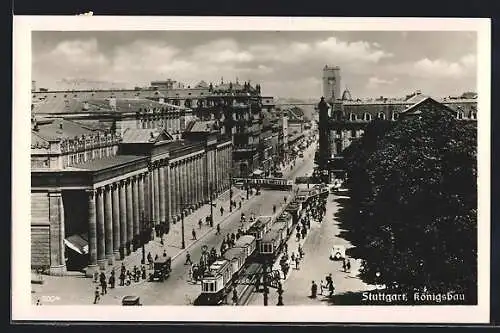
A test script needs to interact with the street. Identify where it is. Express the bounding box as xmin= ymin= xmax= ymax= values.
xmin=246 ymin=192 xmax=373 ymax=306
